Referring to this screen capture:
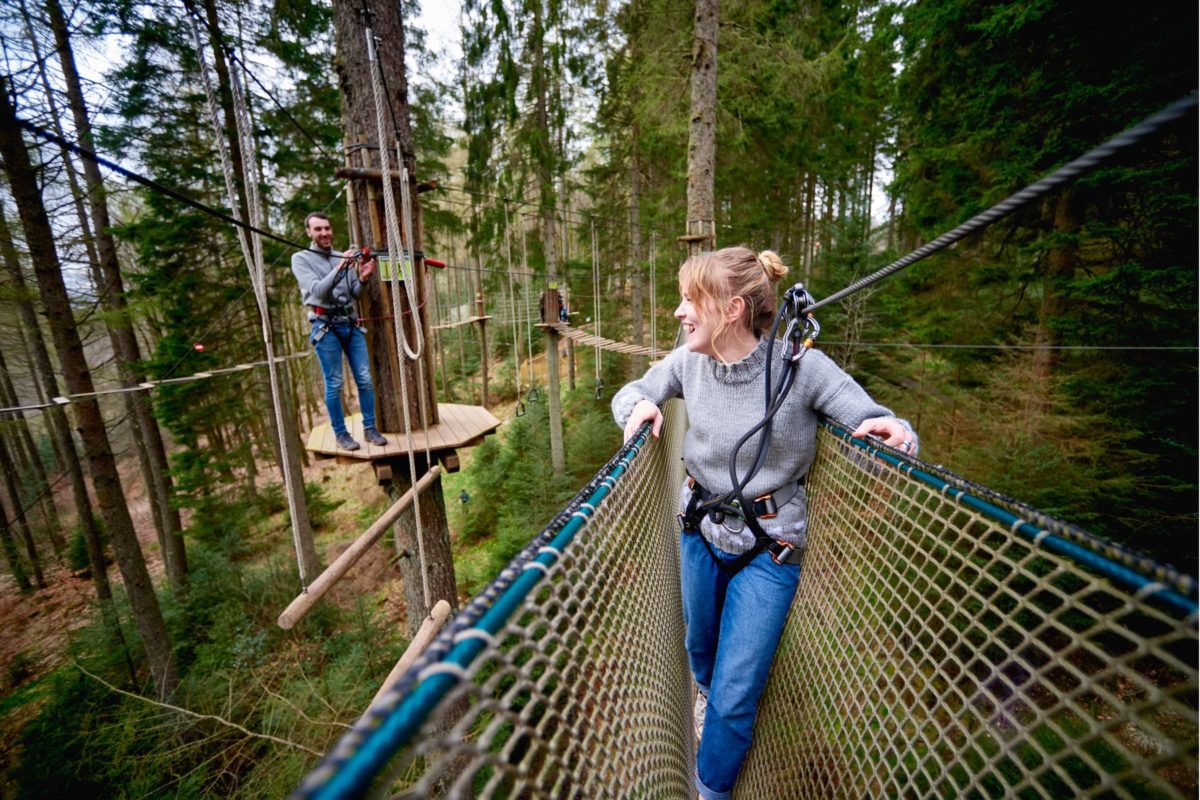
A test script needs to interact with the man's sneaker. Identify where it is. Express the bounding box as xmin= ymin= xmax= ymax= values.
xmin=363 ymin=427 xmax=388 ymax=446
xmin=693 ymin=690 xmax=707 ymax=742
xmin=335 ymin=432 xmax=361 ymax=451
